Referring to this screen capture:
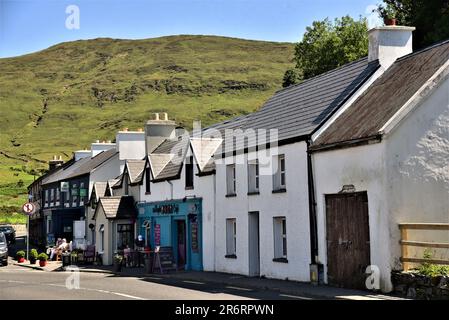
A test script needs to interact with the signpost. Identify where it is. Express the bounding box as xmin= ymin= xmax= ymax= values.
xmin=22 ymin=202 xmax=35 ymax=261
